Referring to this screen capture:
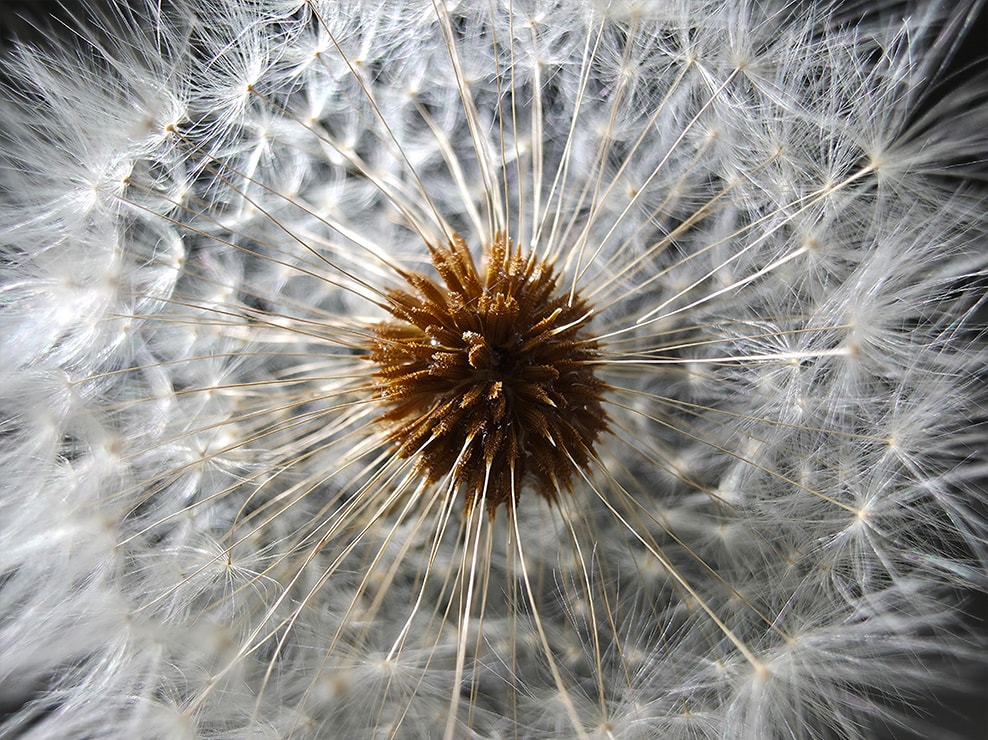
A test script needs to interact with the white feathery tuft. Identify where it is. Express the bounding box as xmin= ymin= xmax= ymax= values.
xmin=1 ymin=1 xmax=986 ymax=738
